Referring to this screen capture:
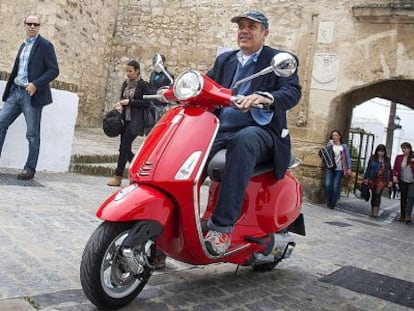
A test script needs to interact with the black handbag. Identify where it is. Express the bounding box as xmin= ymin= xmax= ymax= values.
xmin=143 ymin=104 xmax=156 ymax=130
xmin=102 ymin=109 xmax=124 ymax=137
xmin=360 ymin=183 xmax=371 ymax=202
